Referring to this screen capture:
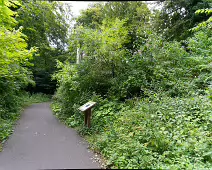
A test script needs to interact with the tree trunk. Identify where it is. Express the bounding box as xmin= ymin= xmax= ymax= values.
xmin=111 ymin=60 xmax=115 ymax=78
